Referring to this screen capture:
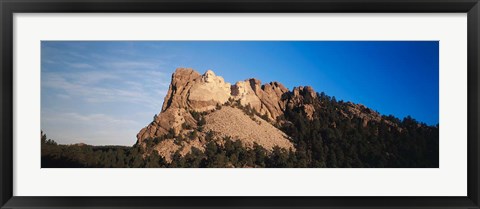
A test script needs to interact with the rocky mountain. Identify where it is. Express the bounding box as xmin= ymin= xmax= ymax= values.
xmin=135 ymin=68 xmax=297 ymax=161
xmin=137 ymin=68 xmax=290 ymax=142
xmin=135 ymin=68 xmax=412 ymax=163
xmin=42 ymin=68 xmax=439 ymax=168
